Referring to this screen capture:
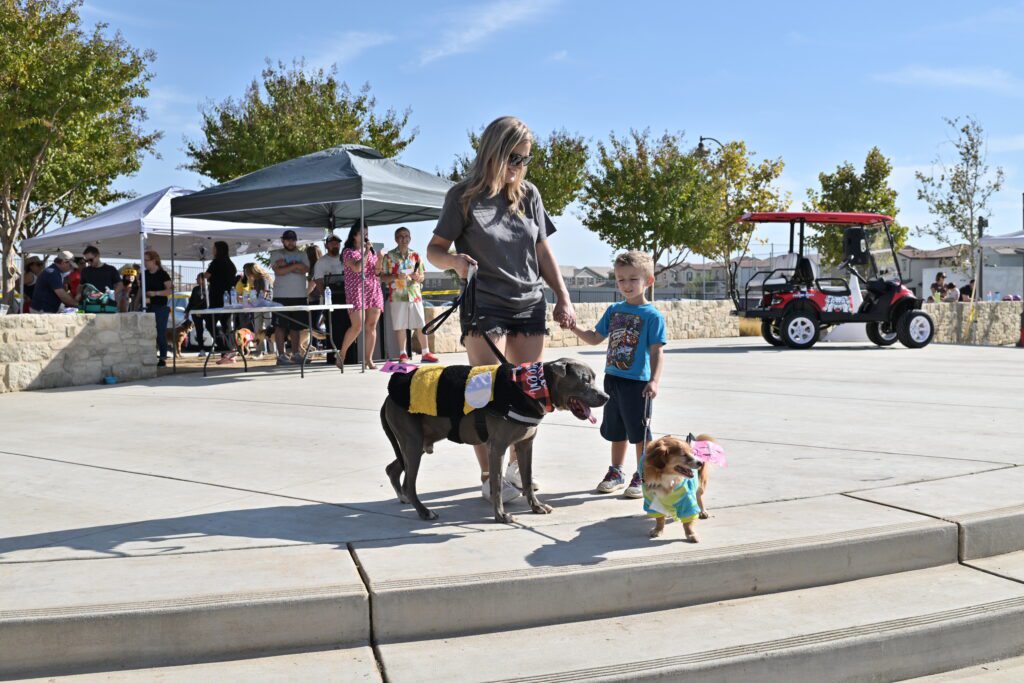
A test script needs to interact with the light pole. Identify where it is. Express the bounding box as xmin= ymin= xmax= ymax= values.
xmin=696 ymin=136 xmax=736 ymax=304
